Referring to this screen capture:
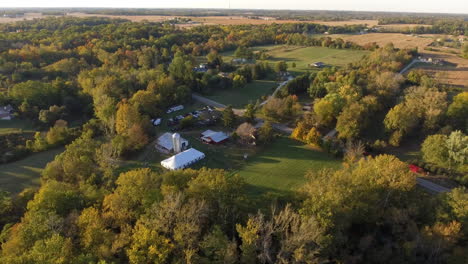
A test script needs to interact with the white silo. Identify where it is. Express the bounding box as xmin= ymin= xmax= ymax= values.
xmin=172 ymin=133 xmax=182 ymax=153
